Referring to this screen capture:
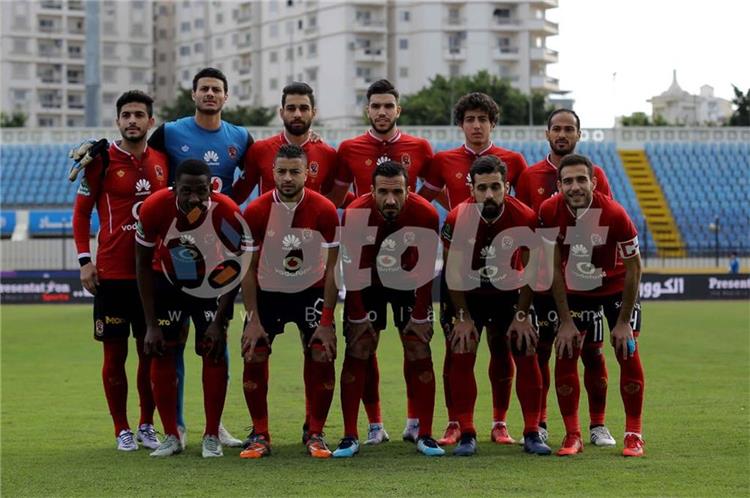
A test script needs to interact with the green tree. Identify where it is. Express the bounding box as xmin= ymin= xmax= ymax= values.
xmin=620 ymin=111 xmax=669 ymax=127
xmin=398 ymin=71 xmax=552 ymax=126
xmin=0 ymin=111 xmax=27 ymax=127
xmin=728 ymin=85 xmax=750 ymax=126
xmin=158 ymin=88 xmax=275 ymax=126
